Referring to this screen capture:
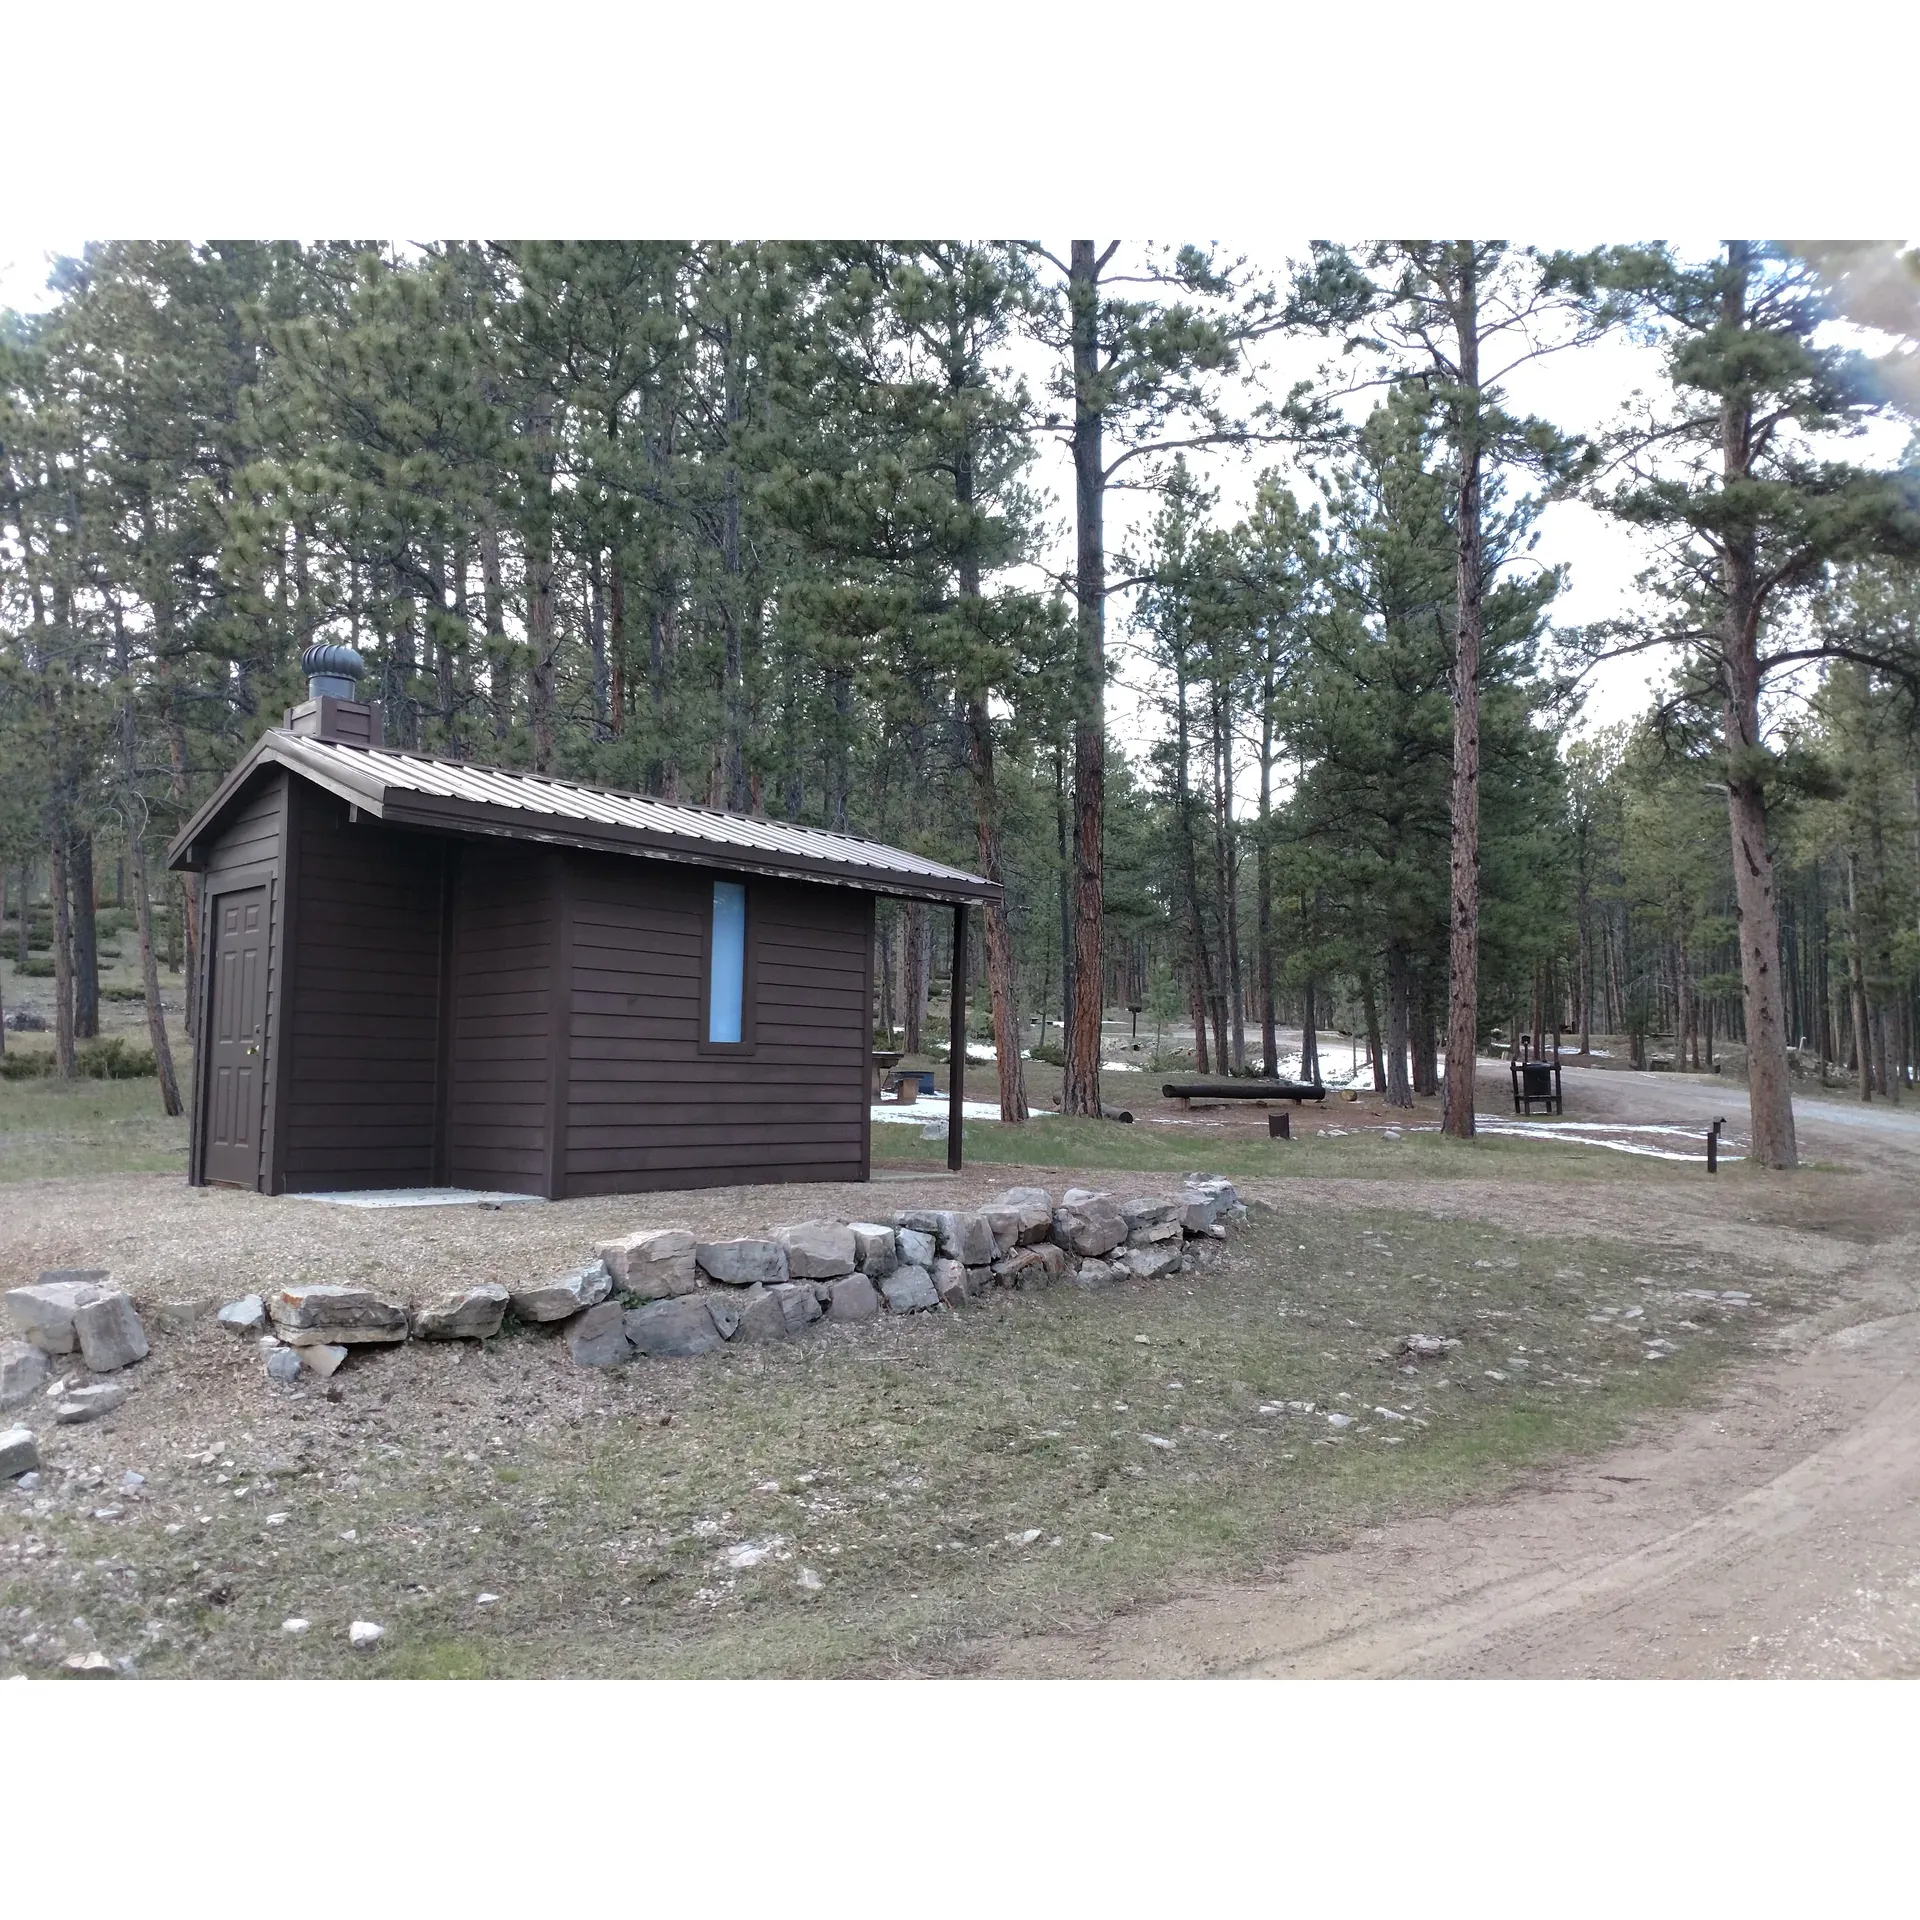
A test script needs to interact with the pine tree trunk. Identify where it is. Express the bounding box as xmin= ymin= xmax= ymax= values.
xmin=1578 ymin=887 xmax=1593 ymax=1056
xmin=964 ymin=694 xmax=1028 ymax=1123
xmin=904 ymin=903 xmax=927 ymax=1056
xmin=1052 ymin=747 xmax=1074 ymax=1058
xmin=588 ymin=550 xmax=610 ymax=737
xmin=721 ymin=326 xmax=750 ymax=812
xmin=162 ymin=705 xmax=201 ymax=1036
xmin=70 ymin=833 xmax=99 ymax=1040
xmin=609 ymin=549 xmax=626 ymax=739
xmin=1063 ymin=239 xmax=1106 ymax=1118
xmin=528 ymin=536 xmax=556 ymax=771
xmin=1189 ymin=969 xmax=1212 ymax=1077
xmin=482 ymin=519 xmax=511 ymax=742
xmin=1717 ymin=245 xmax=1799 ymax=1165
xmin=1301 ymin=977 xmax=1320 ymax=1085
xmin=1361 ymin=969 xmax=1385 ymax=1091
xmin=129 ymin=829 xmax=183 ymax=1116
xmin=1847 ymin=851 xmax=1873 ymax=1101
xmin=50 ymin=831 xmax=77 ymax=1079
xmin=1386 ymin=942 xmax=1414 ymax=1107
xmin=1257 ymin=679 xmax=1278 ymax=1078
xmin=1442 ymin=242 xmax=1485 ymax=1139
